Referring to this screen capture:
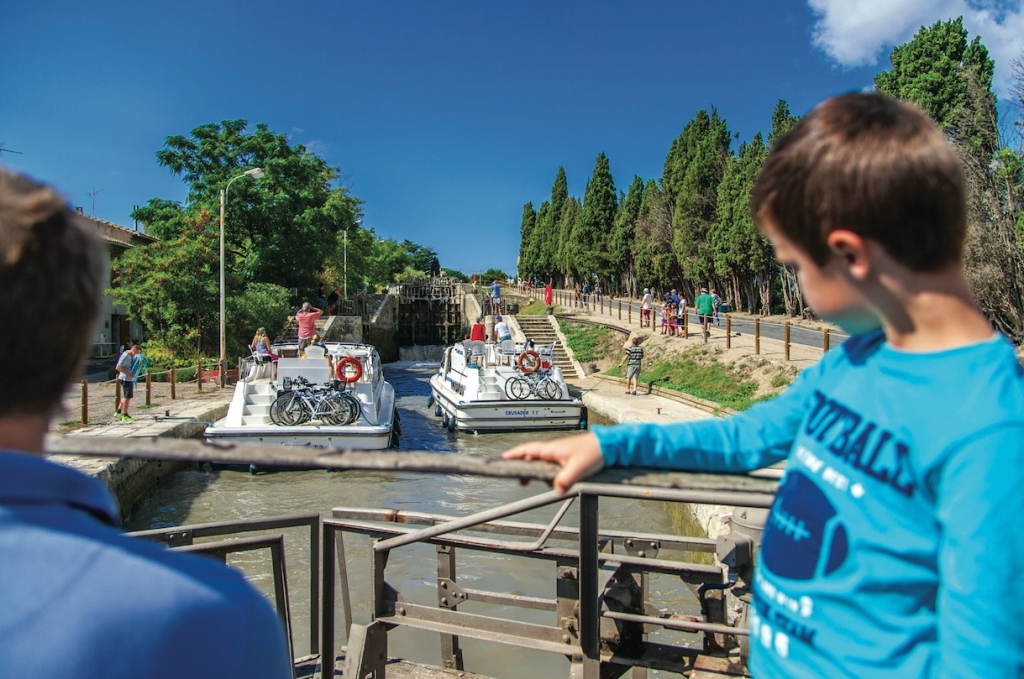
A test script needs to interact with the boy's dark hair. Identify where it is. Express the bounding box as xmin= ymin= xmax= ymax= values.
xmin=751 ymin=92 xmax=966 ymax=271
xmin=0 ymin=168 xmax=103 ymax=417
